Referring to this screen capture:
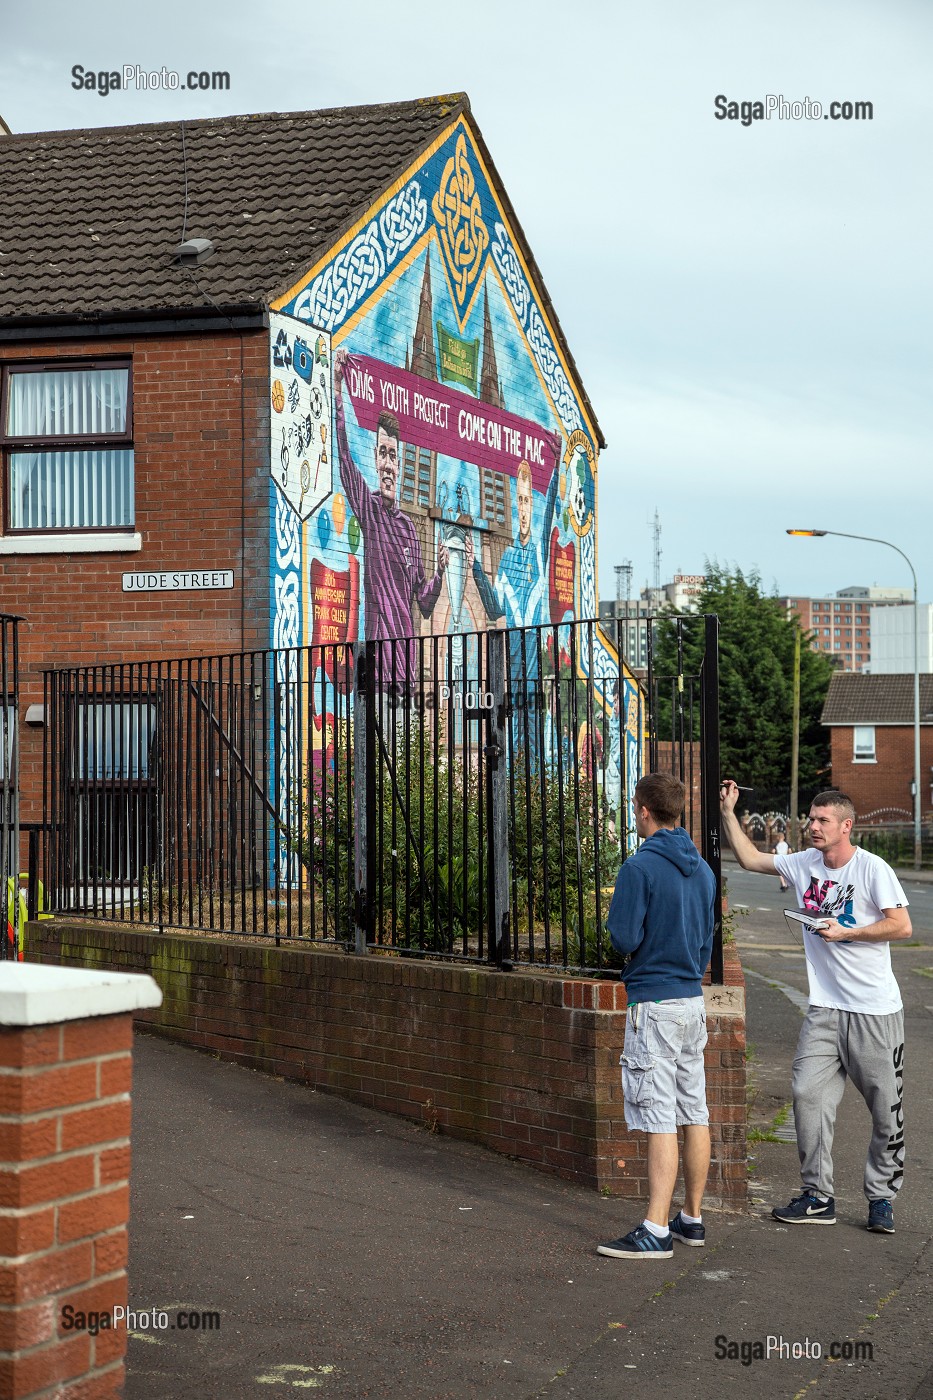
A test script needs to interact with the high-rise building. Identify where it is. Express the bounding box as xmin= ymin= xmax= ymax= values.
xmin=781 ymin=585 xmax=912 ymax=673
xmin=599 ymin=573 xmax=703 ymax=670
xmin=599 ymin=596 xmax=654 ymax=669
